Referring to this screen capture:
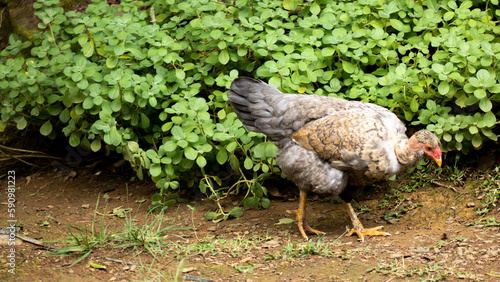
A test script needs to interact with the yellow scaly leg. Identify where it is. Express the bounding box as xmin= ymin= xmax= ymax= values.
xmin=287 ymin=190 xmax=326 ymax=240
